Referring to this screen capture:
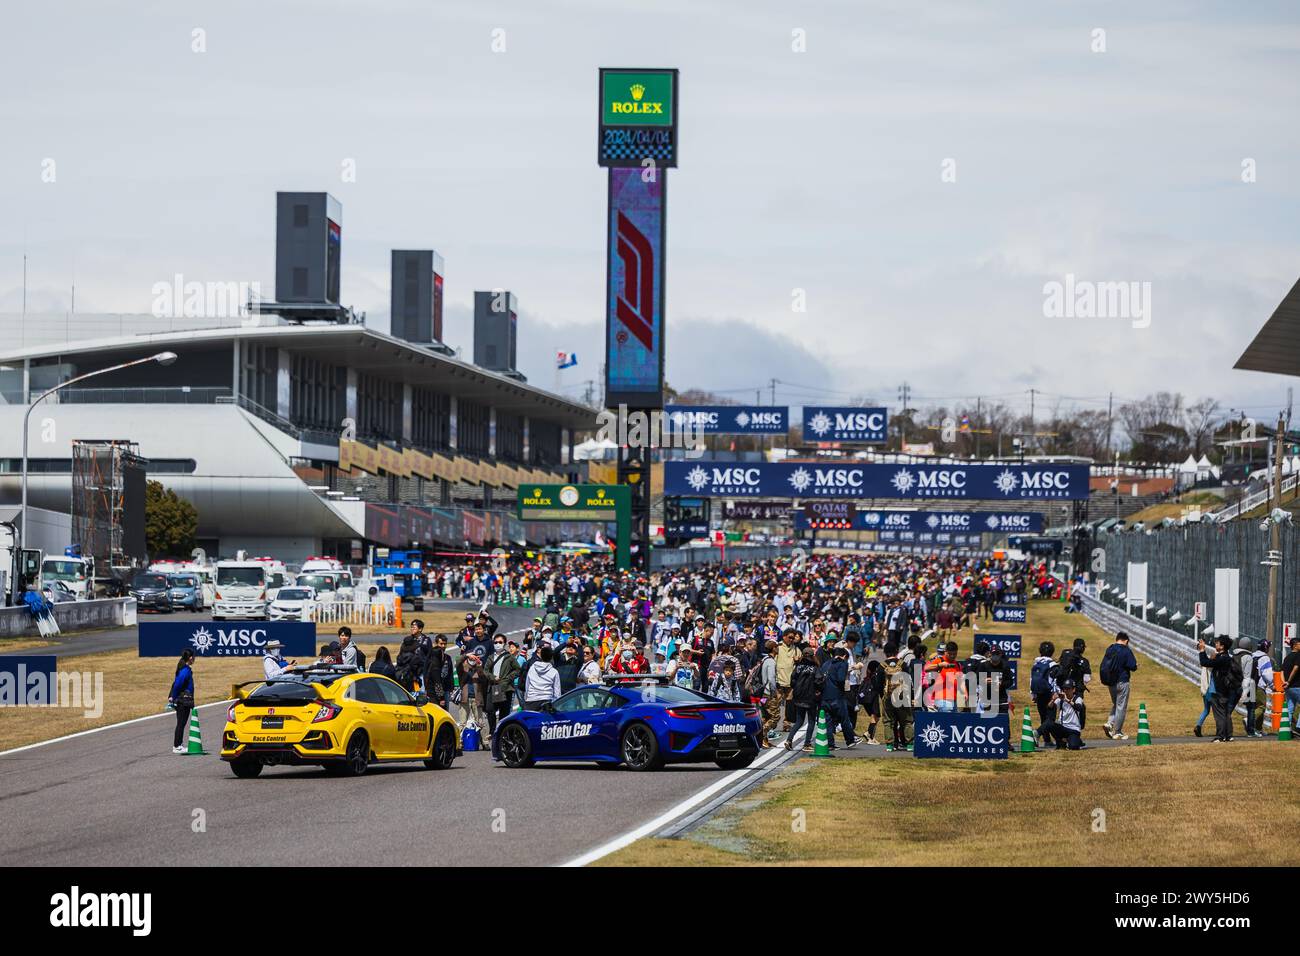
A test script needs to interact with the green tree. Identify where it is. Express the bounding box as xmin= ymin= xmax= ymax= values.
xmin=144 ymin=480 xmax=198 ymax=559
